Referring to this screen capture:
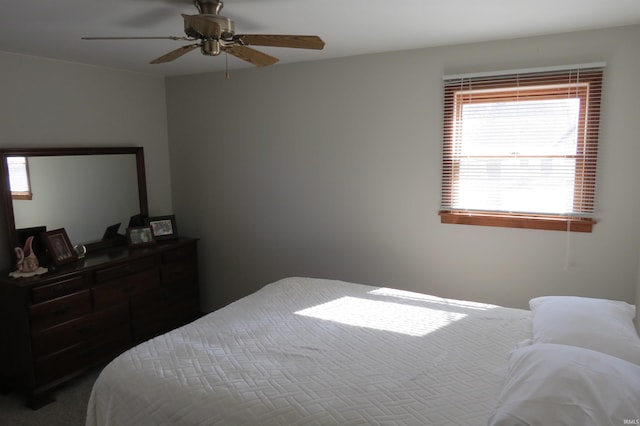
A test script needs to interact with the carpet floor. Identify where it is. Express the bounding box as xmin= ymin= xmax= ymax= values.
xmin=0 ymin=367 xmax=101 ymax=426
